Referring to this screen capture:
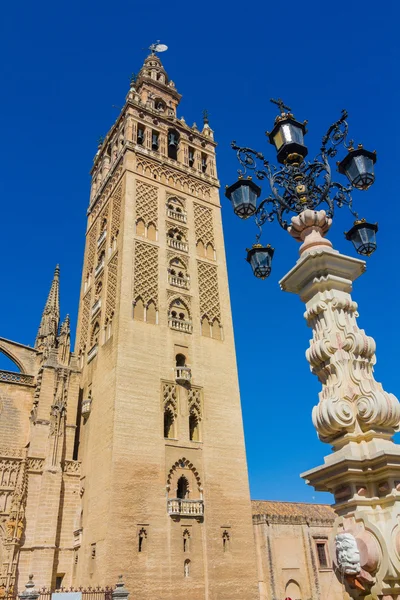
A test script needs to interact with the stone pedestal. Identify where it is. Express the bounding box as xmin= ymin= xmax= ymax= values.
xmin=280 ymin=209 xmax=400 ymax=599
